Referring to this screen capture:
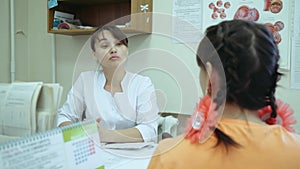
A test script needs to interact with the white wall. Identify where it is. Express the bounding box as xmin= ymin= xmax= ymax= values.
xmin=276 ymin=69 xmax=300 ymax=132
xmin=2 ymin=0 xmax=53 ymax=82
xmin=0 ymin=0 xmax=299 ymax=133
xmin=0 ymin=0 xmax=10 ymax=82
